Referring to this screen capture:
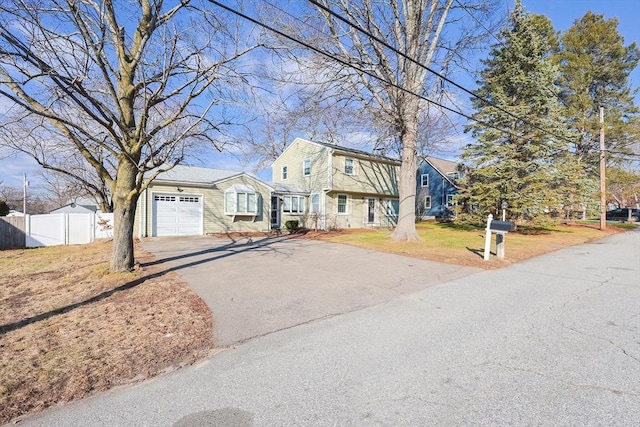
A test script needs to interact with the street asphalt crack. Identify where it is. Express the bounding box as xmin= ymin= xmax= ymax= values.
xmin=560 ymin=276 xmax=613 ymax=309
xmin=232 ymin=302 xmax=385 ymax=346
xmin=565 ymin=326 xmax=640 ymax=363
xmin=494 ymin=362 xmax=640 ymax=397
